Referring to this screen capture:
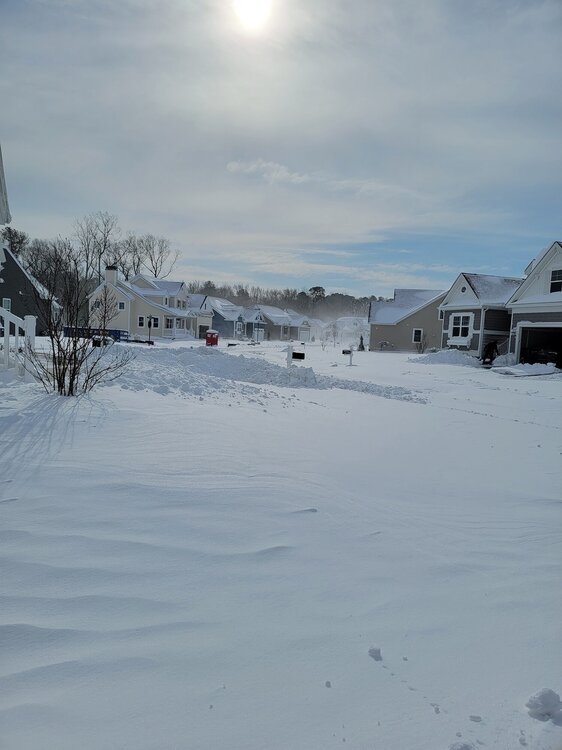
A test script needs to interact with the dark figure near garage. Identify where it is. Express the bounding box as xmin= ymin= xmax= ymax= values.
xmin=482 ymin=340 xmax=499 ymax=366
